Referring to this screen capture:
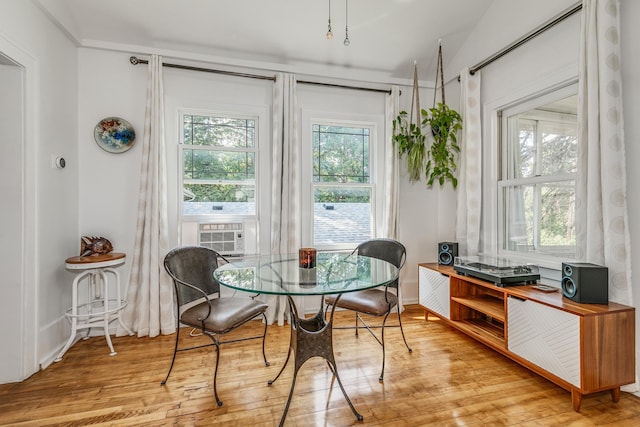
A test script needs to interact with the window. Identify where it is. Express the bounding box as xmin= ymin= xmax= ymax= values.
xmin=311 ymin=123 xmax=373 ymax=247
xmin=499 ymin=90 xmax=577 ymax=259
xmin=180 ymin=113 xmax=257 ymax=217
